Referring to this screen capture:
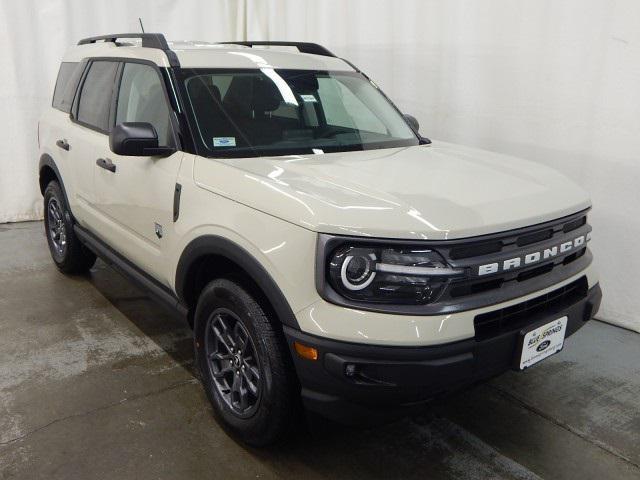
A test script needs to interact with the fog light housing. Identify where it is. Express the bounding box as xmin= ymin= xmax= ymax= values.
xmin=345 ymin=363 xmax=357 ymax=377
